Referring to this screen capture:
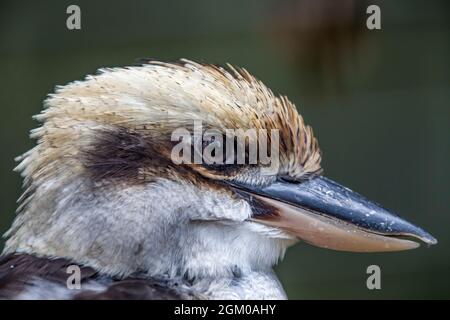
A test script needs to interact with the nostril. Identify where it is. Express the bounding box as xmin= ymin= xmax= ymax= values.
xmin=278 ymin=175 xmax=301 ymax=184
